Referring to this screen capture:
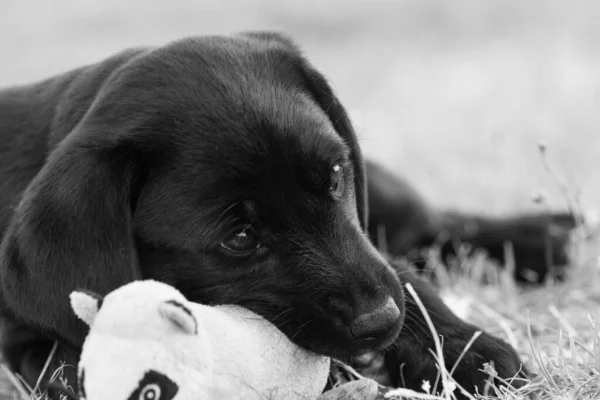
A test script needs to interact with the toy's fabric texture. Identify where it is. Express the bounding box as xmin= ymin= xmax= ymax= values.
xmin=322 ymin=363 xmax=400 ymax=400
xmin=70 ymin=280 xmax=331 ymax=400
